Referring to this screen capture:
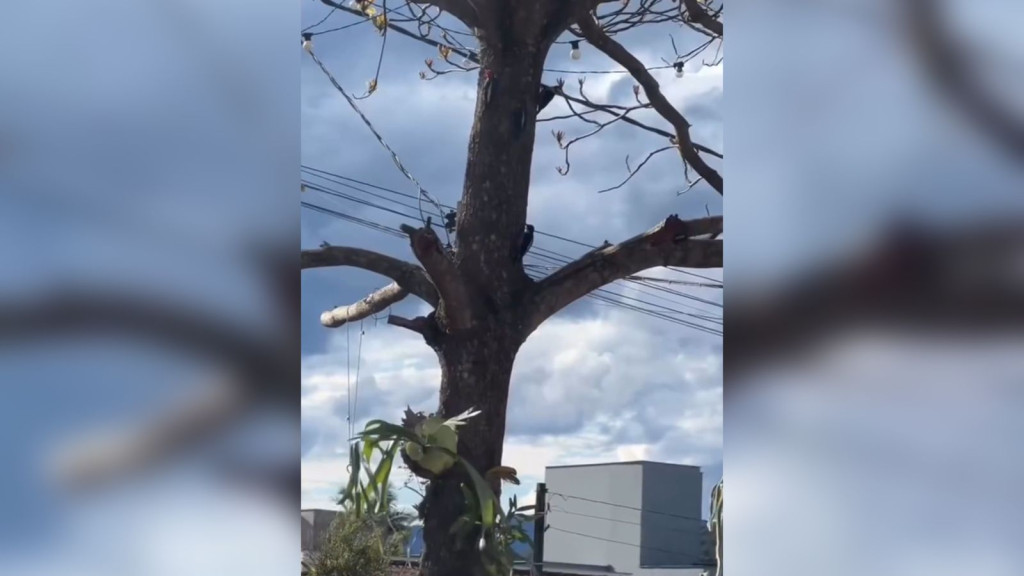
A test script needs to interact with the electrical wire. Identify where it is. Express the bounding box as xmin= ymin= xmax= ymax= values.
xmin=302 ymin=165 xmax=722 ymax=312
xmin=546 ymin=527 xmax=713 ymax=565
xmin=547 ymin=490 xmax=709 ymax=523
xmin=301 ymin=177 xmax=722 ymax=333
